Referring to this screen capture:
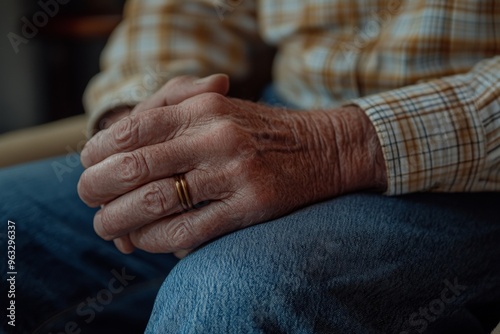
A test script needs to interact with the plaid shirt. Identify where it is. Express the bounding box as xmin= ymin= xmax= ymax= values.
xmin=84 ymin=0 xmax=500 ymax=195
